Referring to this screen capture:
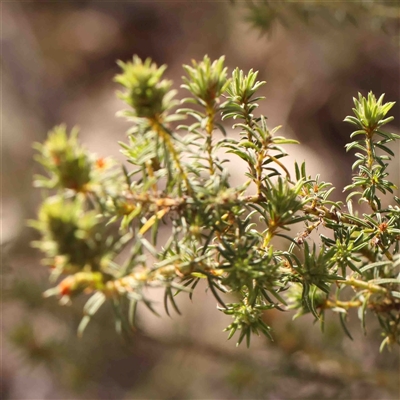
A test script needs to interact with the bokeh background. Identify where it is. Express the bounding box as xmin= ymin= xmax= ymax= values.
xmin=2 ymin=1 xmax=400 ymax=399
